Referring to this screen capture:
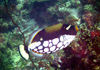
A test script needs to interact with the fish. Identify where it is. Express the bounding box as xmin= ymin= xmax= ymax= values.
xmin=19 ymin=23 xmax=78 ymax=60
